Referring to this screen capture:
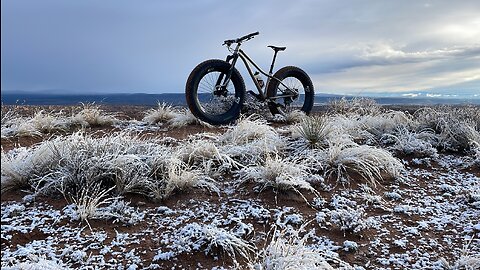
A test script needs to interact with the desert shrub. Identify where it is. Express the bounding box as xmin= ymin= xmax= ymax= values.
xmin=295 ymin=115 xmax=334 ymax=149
xmin=220 ymin=117 xmax=286 ymax=165
xmin=250 ymin=226 xmax=349 ymax=270
xmin=176 ymin=222 xmax=255 ymax=262
xmin=329 ymin=206 xmax=374 ymax=234
xmin=237 ymin=155 xmax=317 ymax=203
xmin=143 ymin=102 xmax=177 ymax=124
xmin=321 ymin=142 xmax=403 ymax=187
xmin=175 ymin=139 xmax=240 ymax=174
xmin=414 ymin=106 xmax=480 ymax=151
xmin=382 ymin=127 xmax=438 ymax=157
xmin=0 ymin=132 xmax=217 ymax=202
xmin=168 ymin=109 xmax=210 ymax=128
xmin=328 ymin=97 xmax=382 ymax=116
xmin=150 ymin=158 xmax=219 ymax=201
xmin=271 ymin=109 xmax=307 ymax=124
xmin=72 ymin=103 xmax=118 ymax=127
